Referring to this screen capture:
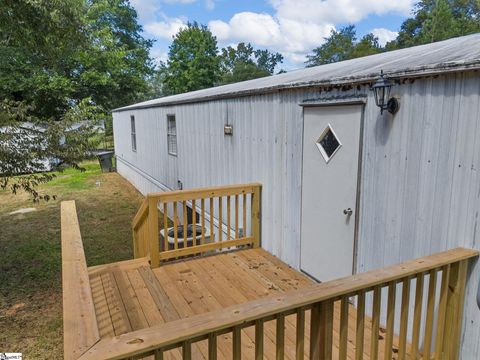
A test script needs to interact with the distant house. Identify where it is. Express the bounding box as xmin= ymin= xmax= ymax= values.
xmin=0 ymin=119 xmax=107 ymax=175
xmin=112 ymin=34 xmax=480 ymax=357
xmin=0 ymin=122 xmax=58 ymax=173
